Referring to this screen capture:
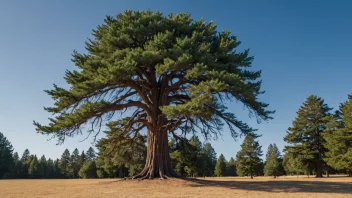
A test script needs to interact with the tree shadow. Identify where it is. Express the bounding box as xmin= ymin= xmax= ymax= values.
xmin=184 ymin=177 xmax=352 ymax=194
